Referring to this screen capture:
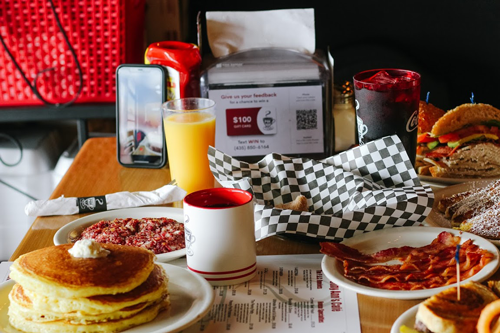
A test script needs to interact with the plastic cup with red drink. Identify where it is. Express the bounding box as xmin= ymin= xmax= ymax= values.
xmin=353 ymin=69 xmax=421 ymax=166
